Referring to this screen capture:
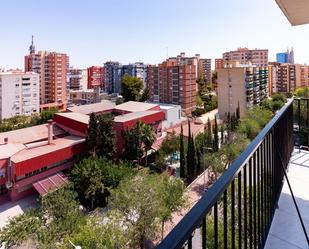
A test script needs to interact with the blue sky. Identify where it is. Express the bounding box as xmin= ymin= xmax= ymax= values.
xmin=1 ymin=0 xmax=309 ymax=69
